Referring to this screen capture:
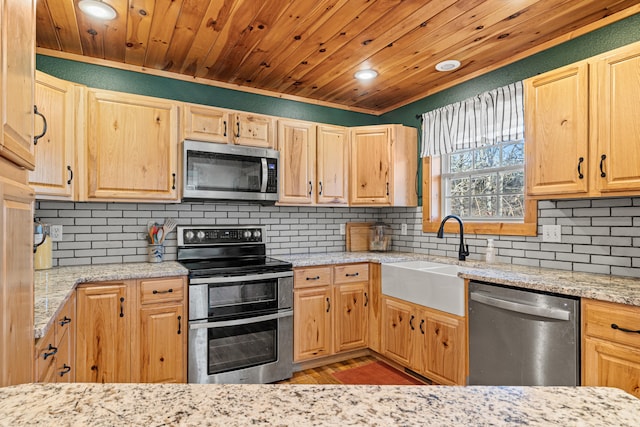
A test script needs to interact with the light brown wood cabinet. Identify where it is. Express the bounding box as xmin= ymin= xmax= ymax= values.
xmin=76 ymin=277 xmax=187 ymax=384
xmin=526 ymin=41 xmax=640 ymax=199
xmin=29 ymin=71 xmax=78 ymax=200
xmin=582 ymin=299 xmax=640 ymax=399
xmin=83 ymin=89 xmax=179 ymax=201
xmin=381 ymin=295 xmax=466 ymax=385
xmin=232 ymin=112 xmax=275 ymax=148
xmin=293 ymin=264 xmax=369 ymax=362
xmin=182 ymin=104 xmax=229 ymax=143
xmin=278 ymin=121 xmax=349 ymax=206
xmin=35 ymin=293 xmax=76 ymax=383
xmin=349 ymin=125 xmax=417 ymax=206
